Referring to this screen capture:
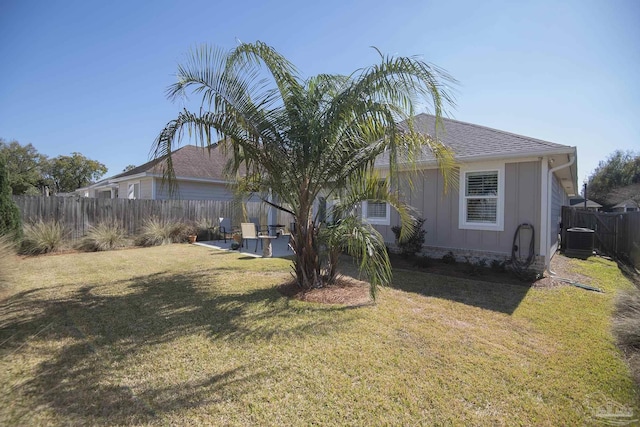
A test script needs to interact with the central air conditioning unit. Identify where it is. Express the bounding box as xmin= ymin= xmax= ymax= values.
xmin=564 ymin=227 xmax=594 ymax=259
